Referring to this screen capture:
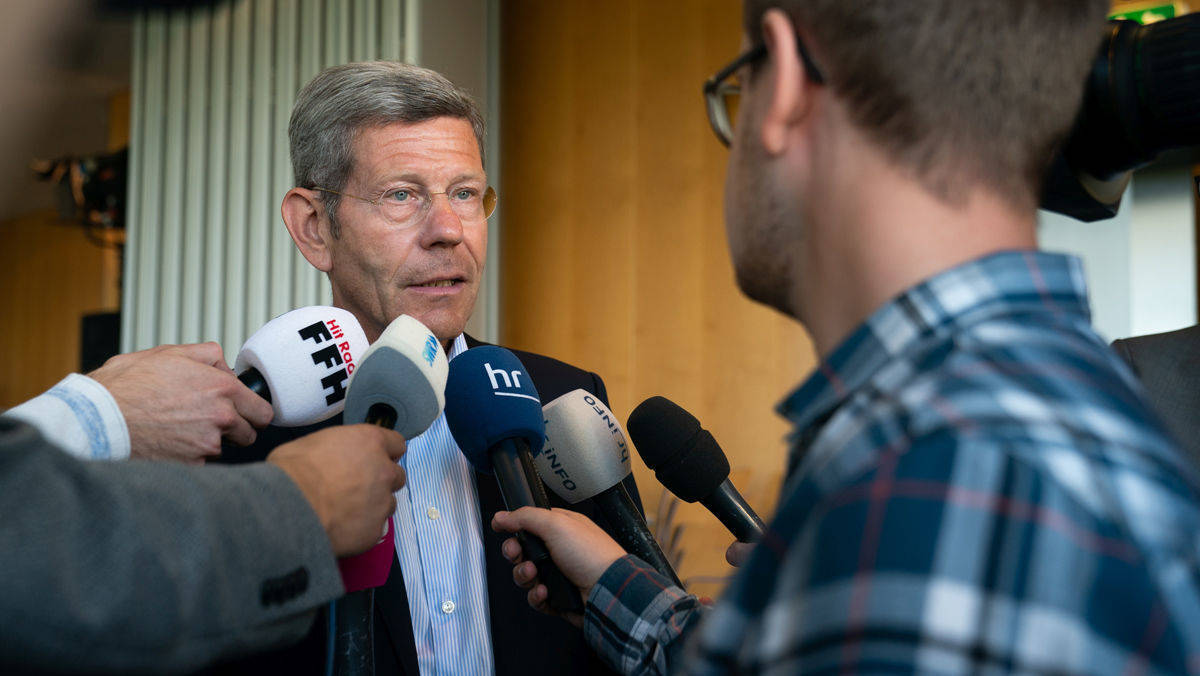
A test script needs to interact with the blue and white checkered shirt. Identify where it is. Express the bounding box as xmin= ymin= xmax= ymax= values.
xmin=585 ymin=251 xmax=1200 ymax=674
